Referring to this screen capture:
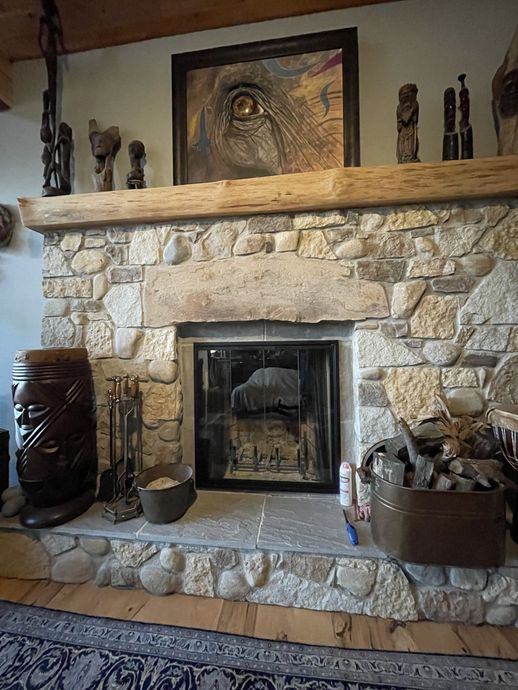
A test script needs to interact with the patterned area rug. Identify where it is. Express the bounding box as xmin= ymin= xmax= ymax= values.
xmin=0 ymin=601 xmax=516 ymax=689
